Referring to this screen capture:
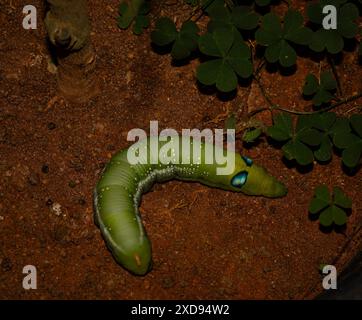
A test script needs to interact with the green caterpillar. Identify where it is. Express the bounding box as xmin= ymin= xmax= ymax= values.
xmin=94 ymin=136 xmax=287 ymax=275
